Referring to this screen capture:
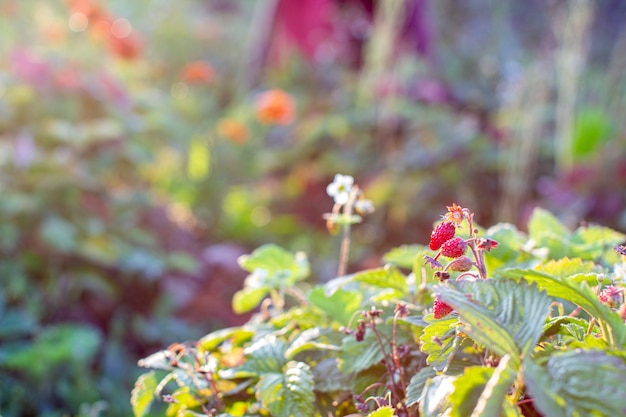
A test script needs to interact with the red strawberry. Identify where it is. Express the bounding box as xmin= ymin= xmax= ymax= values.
xmin=433 ymin=297 xmax=454 ymax=319
xmin=441 ymin=237 xmax=467 ymax=258
xmin=429 ymin=222 xmax=456 ymax=250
